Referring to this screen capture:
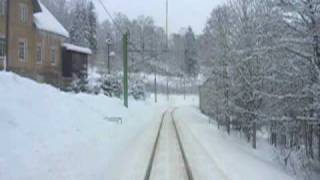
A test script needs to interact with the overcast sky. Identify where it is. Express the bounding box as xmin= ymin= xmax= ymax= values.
xmin=94 ymin=0 xmax=226 ymax=34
